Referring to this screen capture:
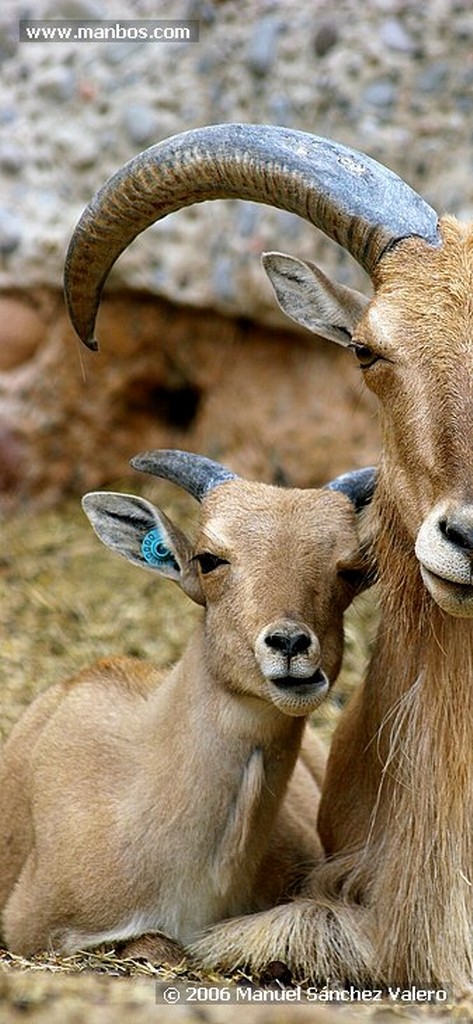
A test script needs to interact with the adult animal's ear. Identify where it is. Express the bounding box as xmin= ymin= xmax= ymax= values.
xmin=262 ymin=252 xmax=369 ymax=345
xmin=82 ymin=492 xmax=205 ymax=605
